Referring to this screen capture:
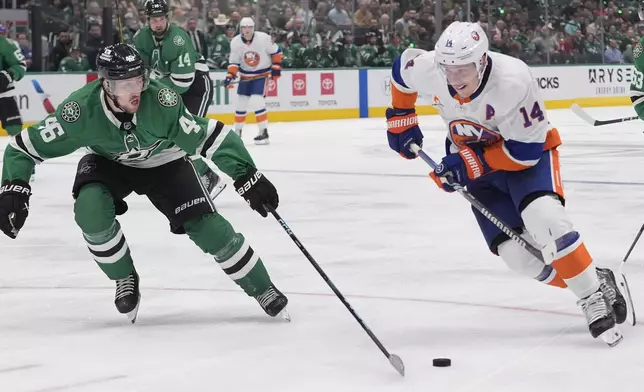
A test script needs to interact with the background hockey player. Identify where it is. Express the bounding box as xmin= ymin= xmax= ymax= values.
xmin=134 ymin=0 xmax=224 ymax=199
xmin=225 ymin=17 xmax=282 ymax=145
xmin=0 ymin=43 xmax=288 ymax=323
xmin=0 ymin=24 xmax=26 ymax=139
xmin=630 ymin=2 xmax=644 ymax=117
xmin=385 ymin=21 xmax=628 ymax=345
xmin=0 ymin=24 xmax=30 ymax=180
